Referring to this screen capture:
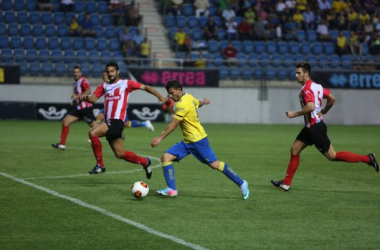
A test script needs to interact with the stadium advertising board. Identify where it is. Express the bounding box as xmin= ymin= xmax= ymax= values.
xmin=0 ymin=102 xmax=35 ymax=119
xmin=0 ymin=65 xmax=20 ymax=84
xmin=313 ymin=70 xmax=380 ymax=89
xmin=127 ymin=68 xmax=219 ymax=87
xmin=36 ymin=103 xmax=164 ymax=122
